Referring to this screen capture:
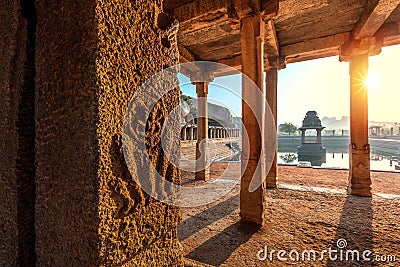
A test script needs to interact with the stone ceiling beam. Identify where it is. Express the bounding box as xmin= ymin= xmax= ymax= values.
xmin=172 ymin=0 xmax=228 ymax=23
xmin=376 ymin=21 xmax=400 ymax=46
xmin=230 ymin=0 xmax=279 ymax=21
xmin=264 ymin=19 xmax=279 ymax=57
xmin=353 ymin=0 xmax=400 ymax=39
xmin=178 ymin=44 xmax=196 ymax=63
xmin=217 ymin=55 xmax=242 ymax=69
xmin=281 ymin=33 xmax=351 ymax=56
xmin=178 ymin=21 xmax=239 ymax=47
xmin=281 ymin=33 xmax=350 ymax=63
